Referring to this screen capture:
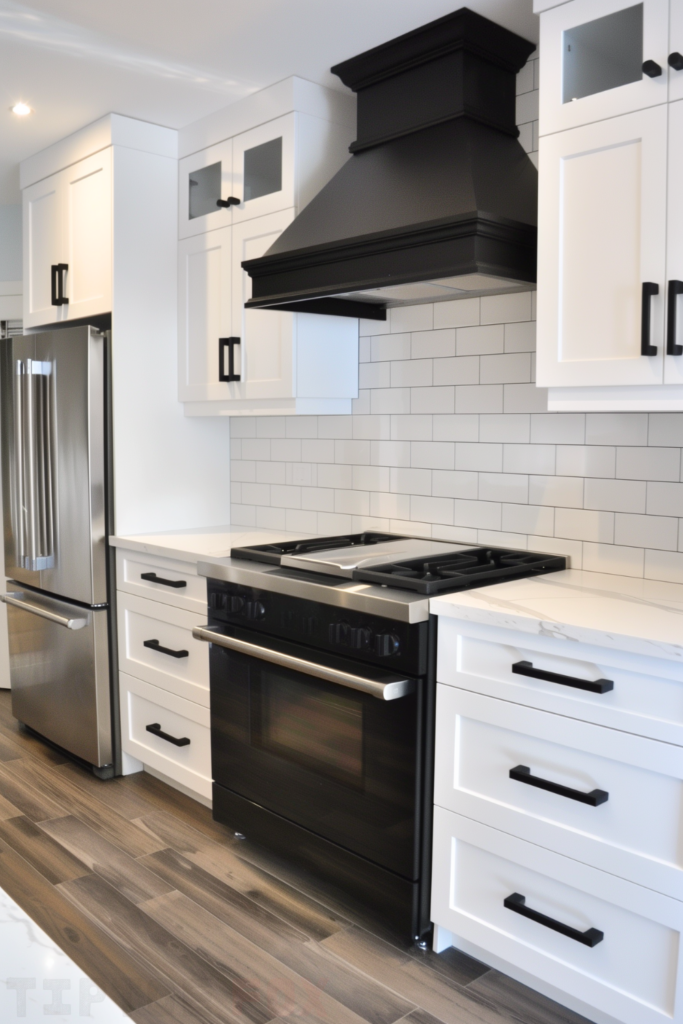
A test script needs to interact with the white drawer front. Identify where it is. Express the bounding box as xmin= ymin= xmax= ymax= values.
xmin=116 ymin=548 xmax=207 ymax=613
xmin=437 ymin=616 xmax=683 ymax=745
xmin=120 ymin=672 xmax=211 ymax=799
xmin=118 ymin=592 xmax=209 ymax=706
xmin=432 ymin=808 xmax=683 ymax=1024
xmin=435 ymin=686 xmax=683 ymax=899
